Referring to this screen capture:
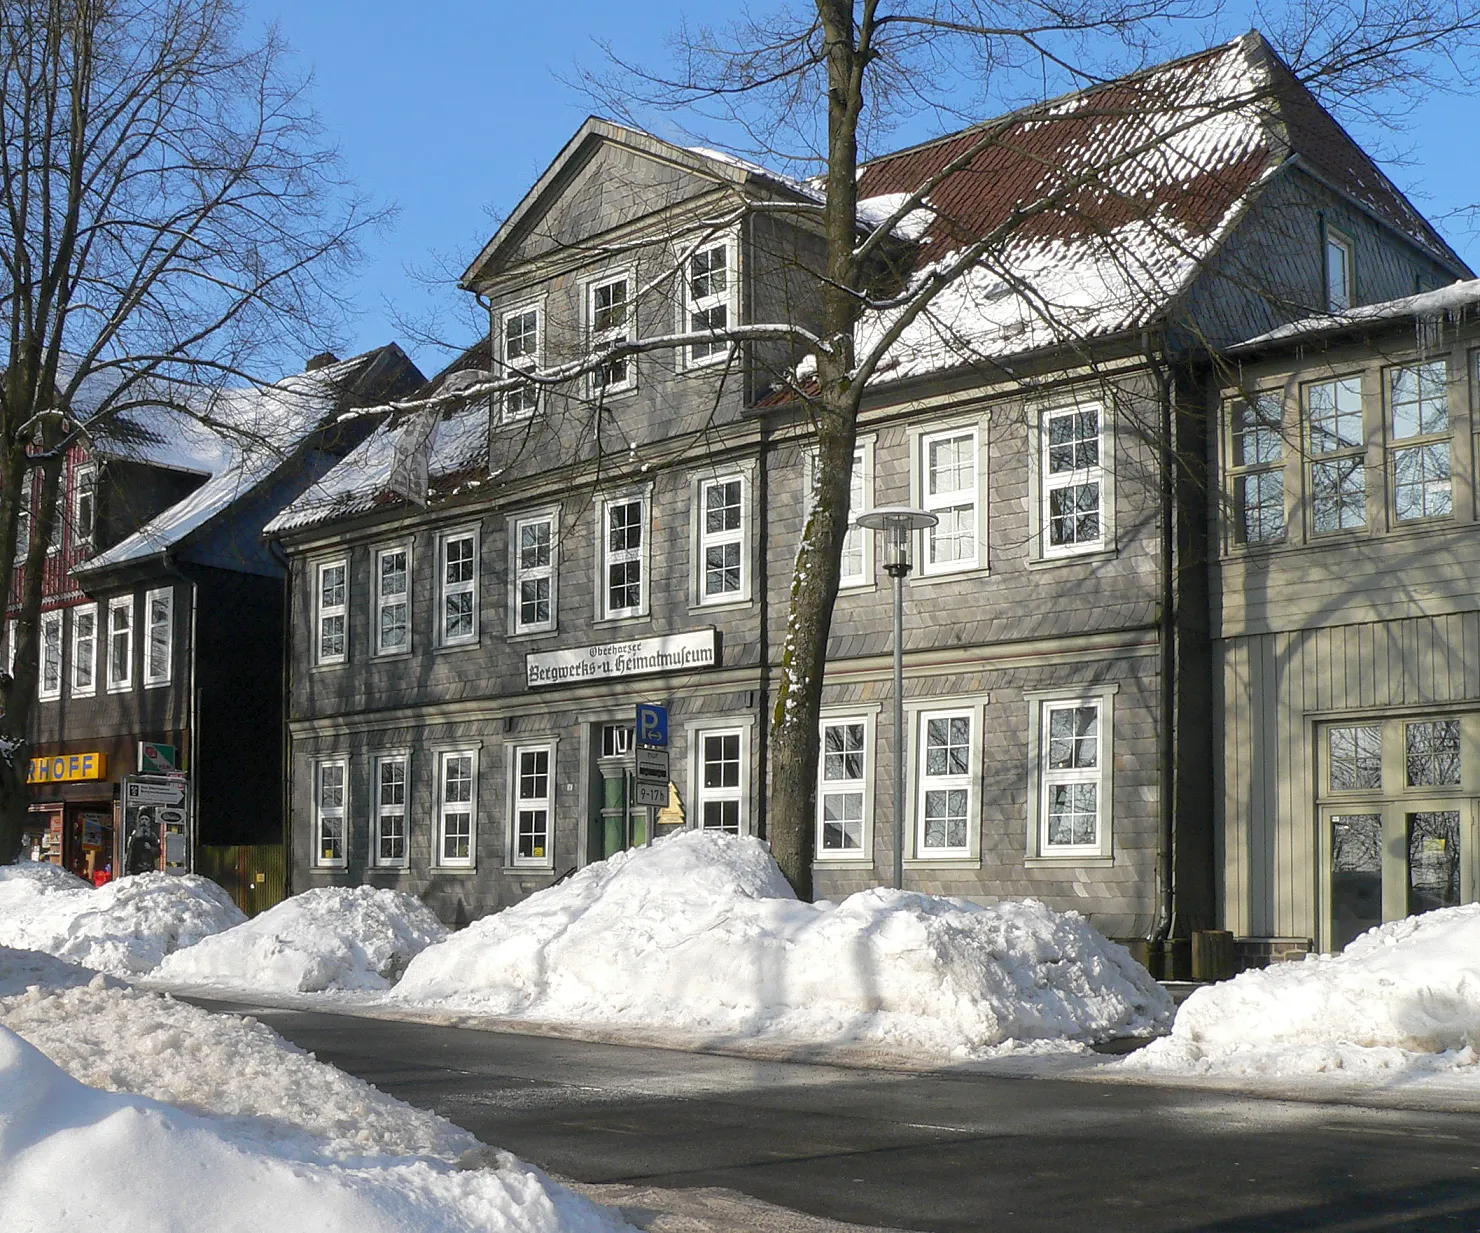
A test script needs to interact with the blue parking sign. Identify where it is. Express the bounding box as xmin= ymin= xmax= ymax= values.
xmin=635 ymin=703 xmax=668 ymax=748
